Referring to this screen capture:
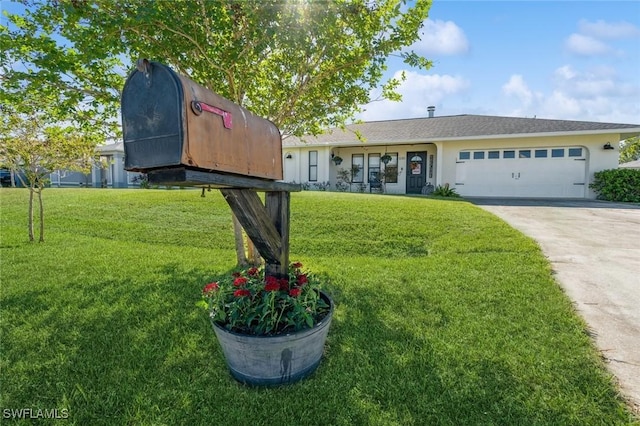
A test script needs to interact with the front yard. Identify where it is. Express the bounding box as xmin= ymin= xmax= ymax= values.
xmin=0 ymin=188 xmax=635 ymax=425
